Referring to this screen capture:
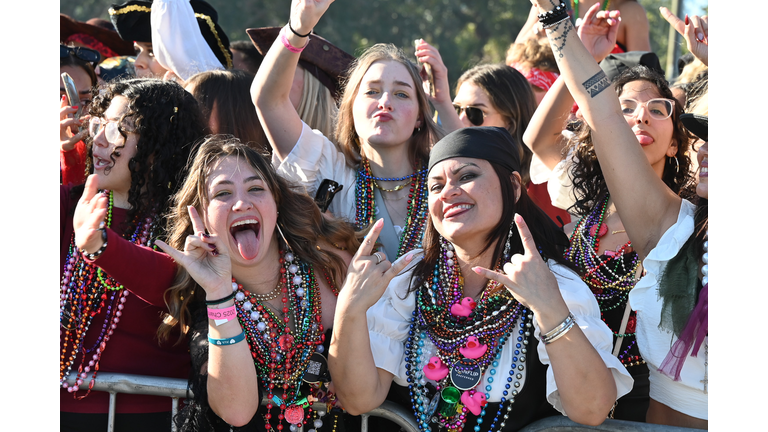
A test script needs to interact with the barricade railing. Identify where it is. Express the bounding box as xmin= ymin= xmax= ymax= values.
xmin=62 ymin=372 xmax=420 ymax=432
xmin=62 ymin=373 xmax=706 ymax=432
